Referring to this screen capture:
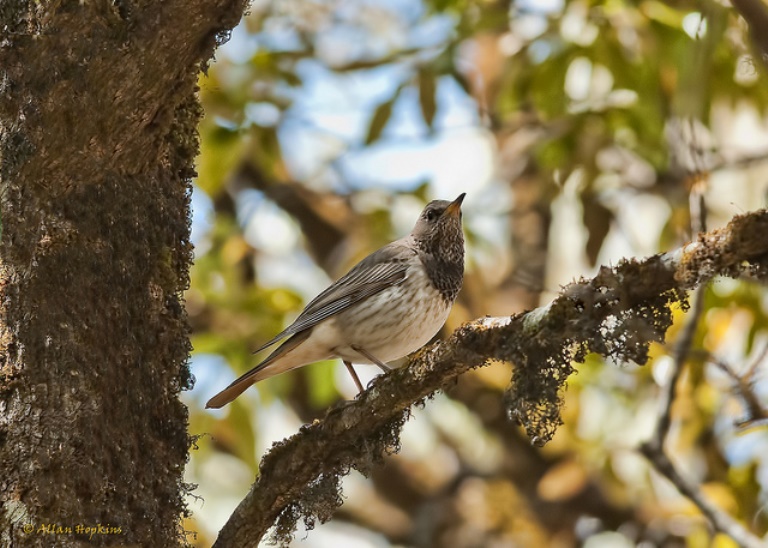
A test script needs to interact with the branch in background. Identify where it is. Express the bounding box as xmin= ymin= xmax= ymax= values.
xmin=705 ymin=345 xmax=768 ymax=429
xmin=232 ymin=163 xmax=352 ymax=274
xmin=640 ymin=192 xmax=766 ymax=547
xmin=447 ymin=379 xmax=638 ymax=534
xmin=636 ymin=286 xmax=765 ymax=547
xmin=711 ymin=150 xmax=768 ymax=173
xmin=731 ymin=0 xmax=768 ymax=65
xmin=639 ymin=446 xmax=765 ymax=548
xmin=213 ymin=210 xmax=768 ymax=547
xmin=643 ymin=286 xmax=707 ymax=455
xmin=498 ymin=160 xmax=554 ymax=312
xmin=644 ymin=175 xmax=708 ymax=453
xmin=744 ymin=341 xmax=768 ymax=379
